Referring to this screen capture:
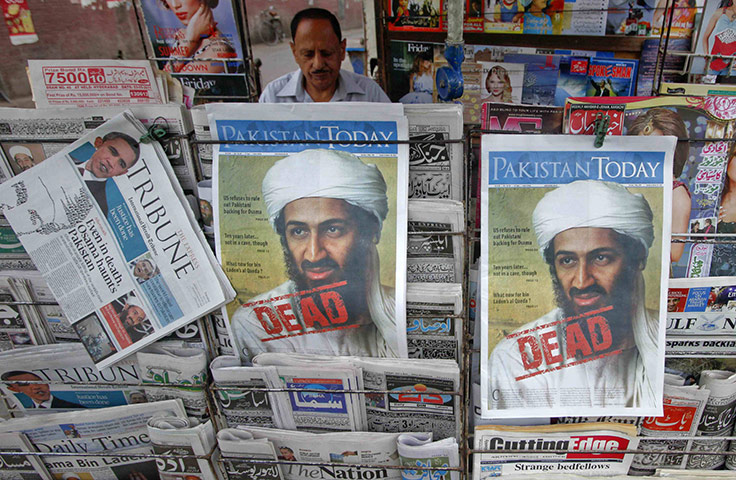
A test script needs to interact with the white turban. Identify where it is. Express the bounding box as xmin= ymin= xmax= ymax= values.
xmin=262 ymin=149 xmax=388 ymax=232
xmin=8 ymin=146 xmax=32 ymax=160
xmin=125 ymin=294 xmax=144 ymax=310
xmin=532 ymin=180 xmax=654 ymax=257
